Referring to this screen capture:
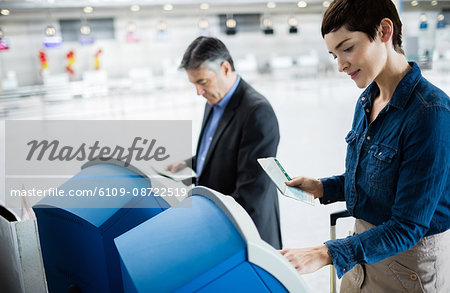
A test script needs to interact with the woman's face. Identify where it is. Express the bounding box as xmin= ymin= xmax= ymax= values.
xmin=324 ymin=26 xmax=386 ymax=88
